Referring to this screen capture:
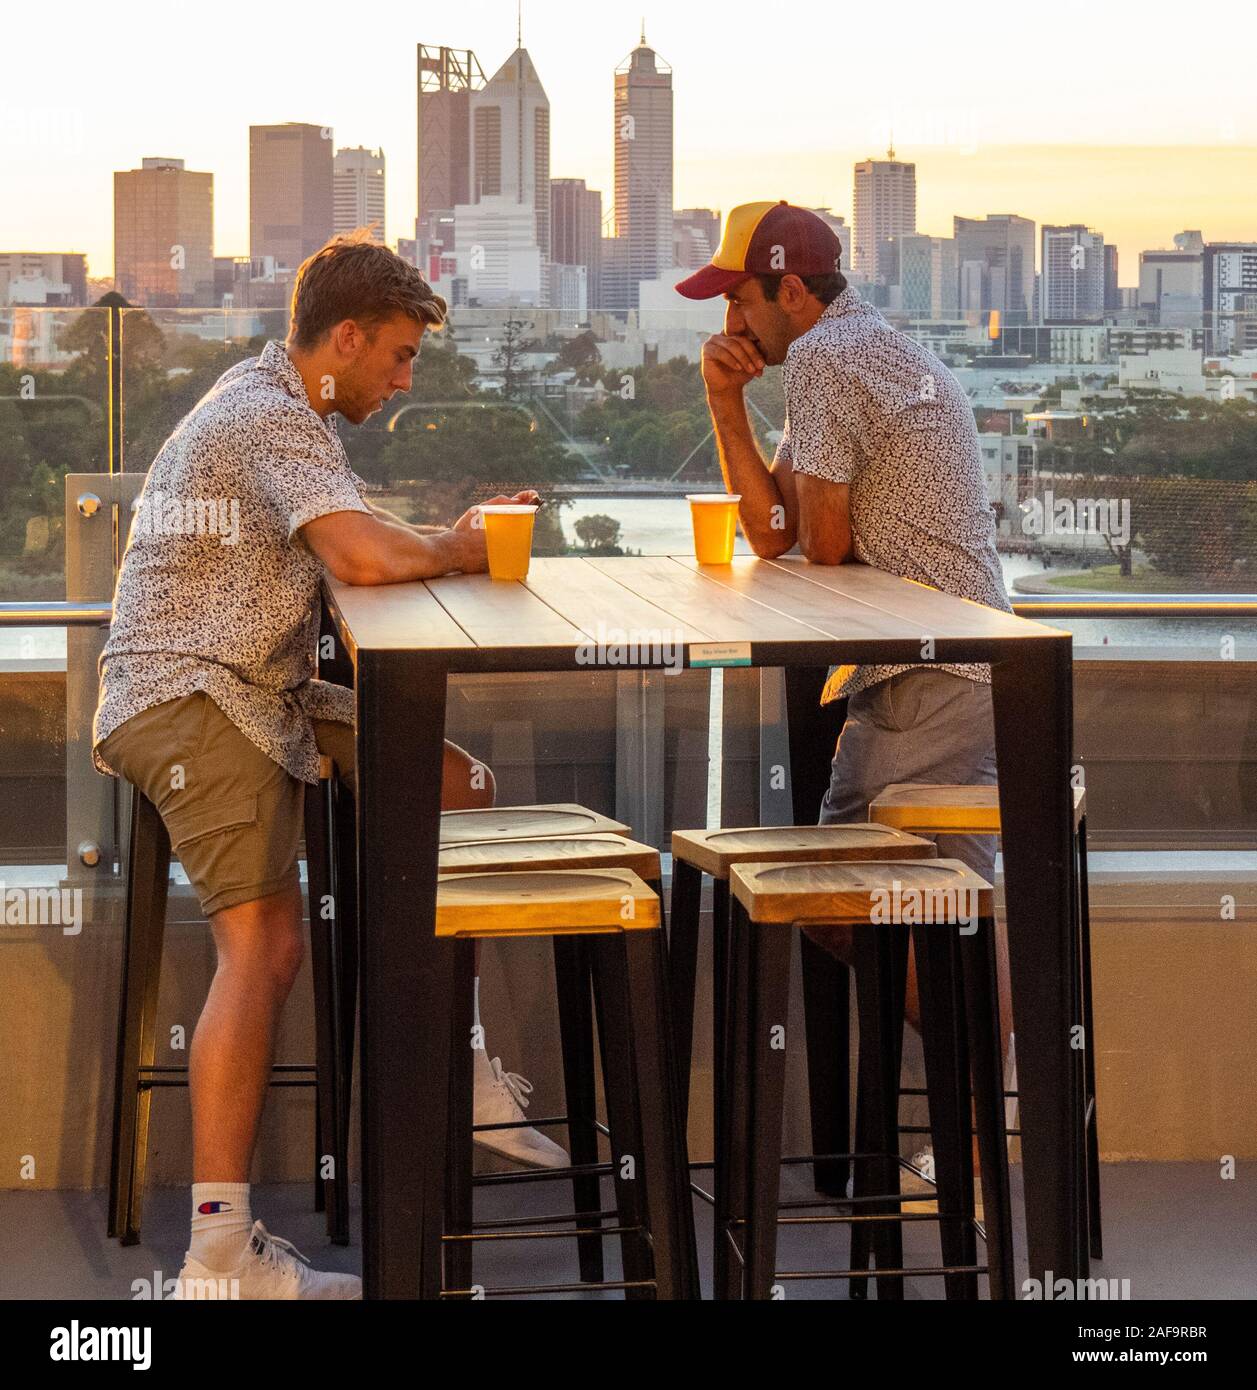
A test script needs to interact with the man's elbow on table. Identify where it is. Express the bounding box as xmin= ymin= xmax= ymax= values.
xmin=299 ymin=510 xmax=453 ymax=586
xmin=799 ymin=532 xmax=852 ymax=566
xmin=745 ymin=525 xmax=798 ymax=561
xmin=794 ymin=474 xmax=853 ymax=566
